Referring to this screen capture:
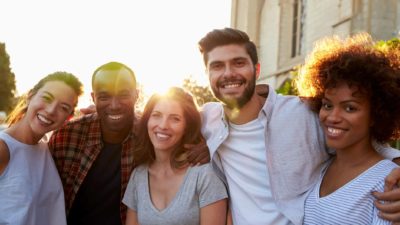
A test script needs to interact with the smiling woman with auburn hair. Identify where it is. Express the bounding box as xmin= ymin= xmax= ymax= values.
xmin=123 ymin=87 xmax=228 ymax=225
